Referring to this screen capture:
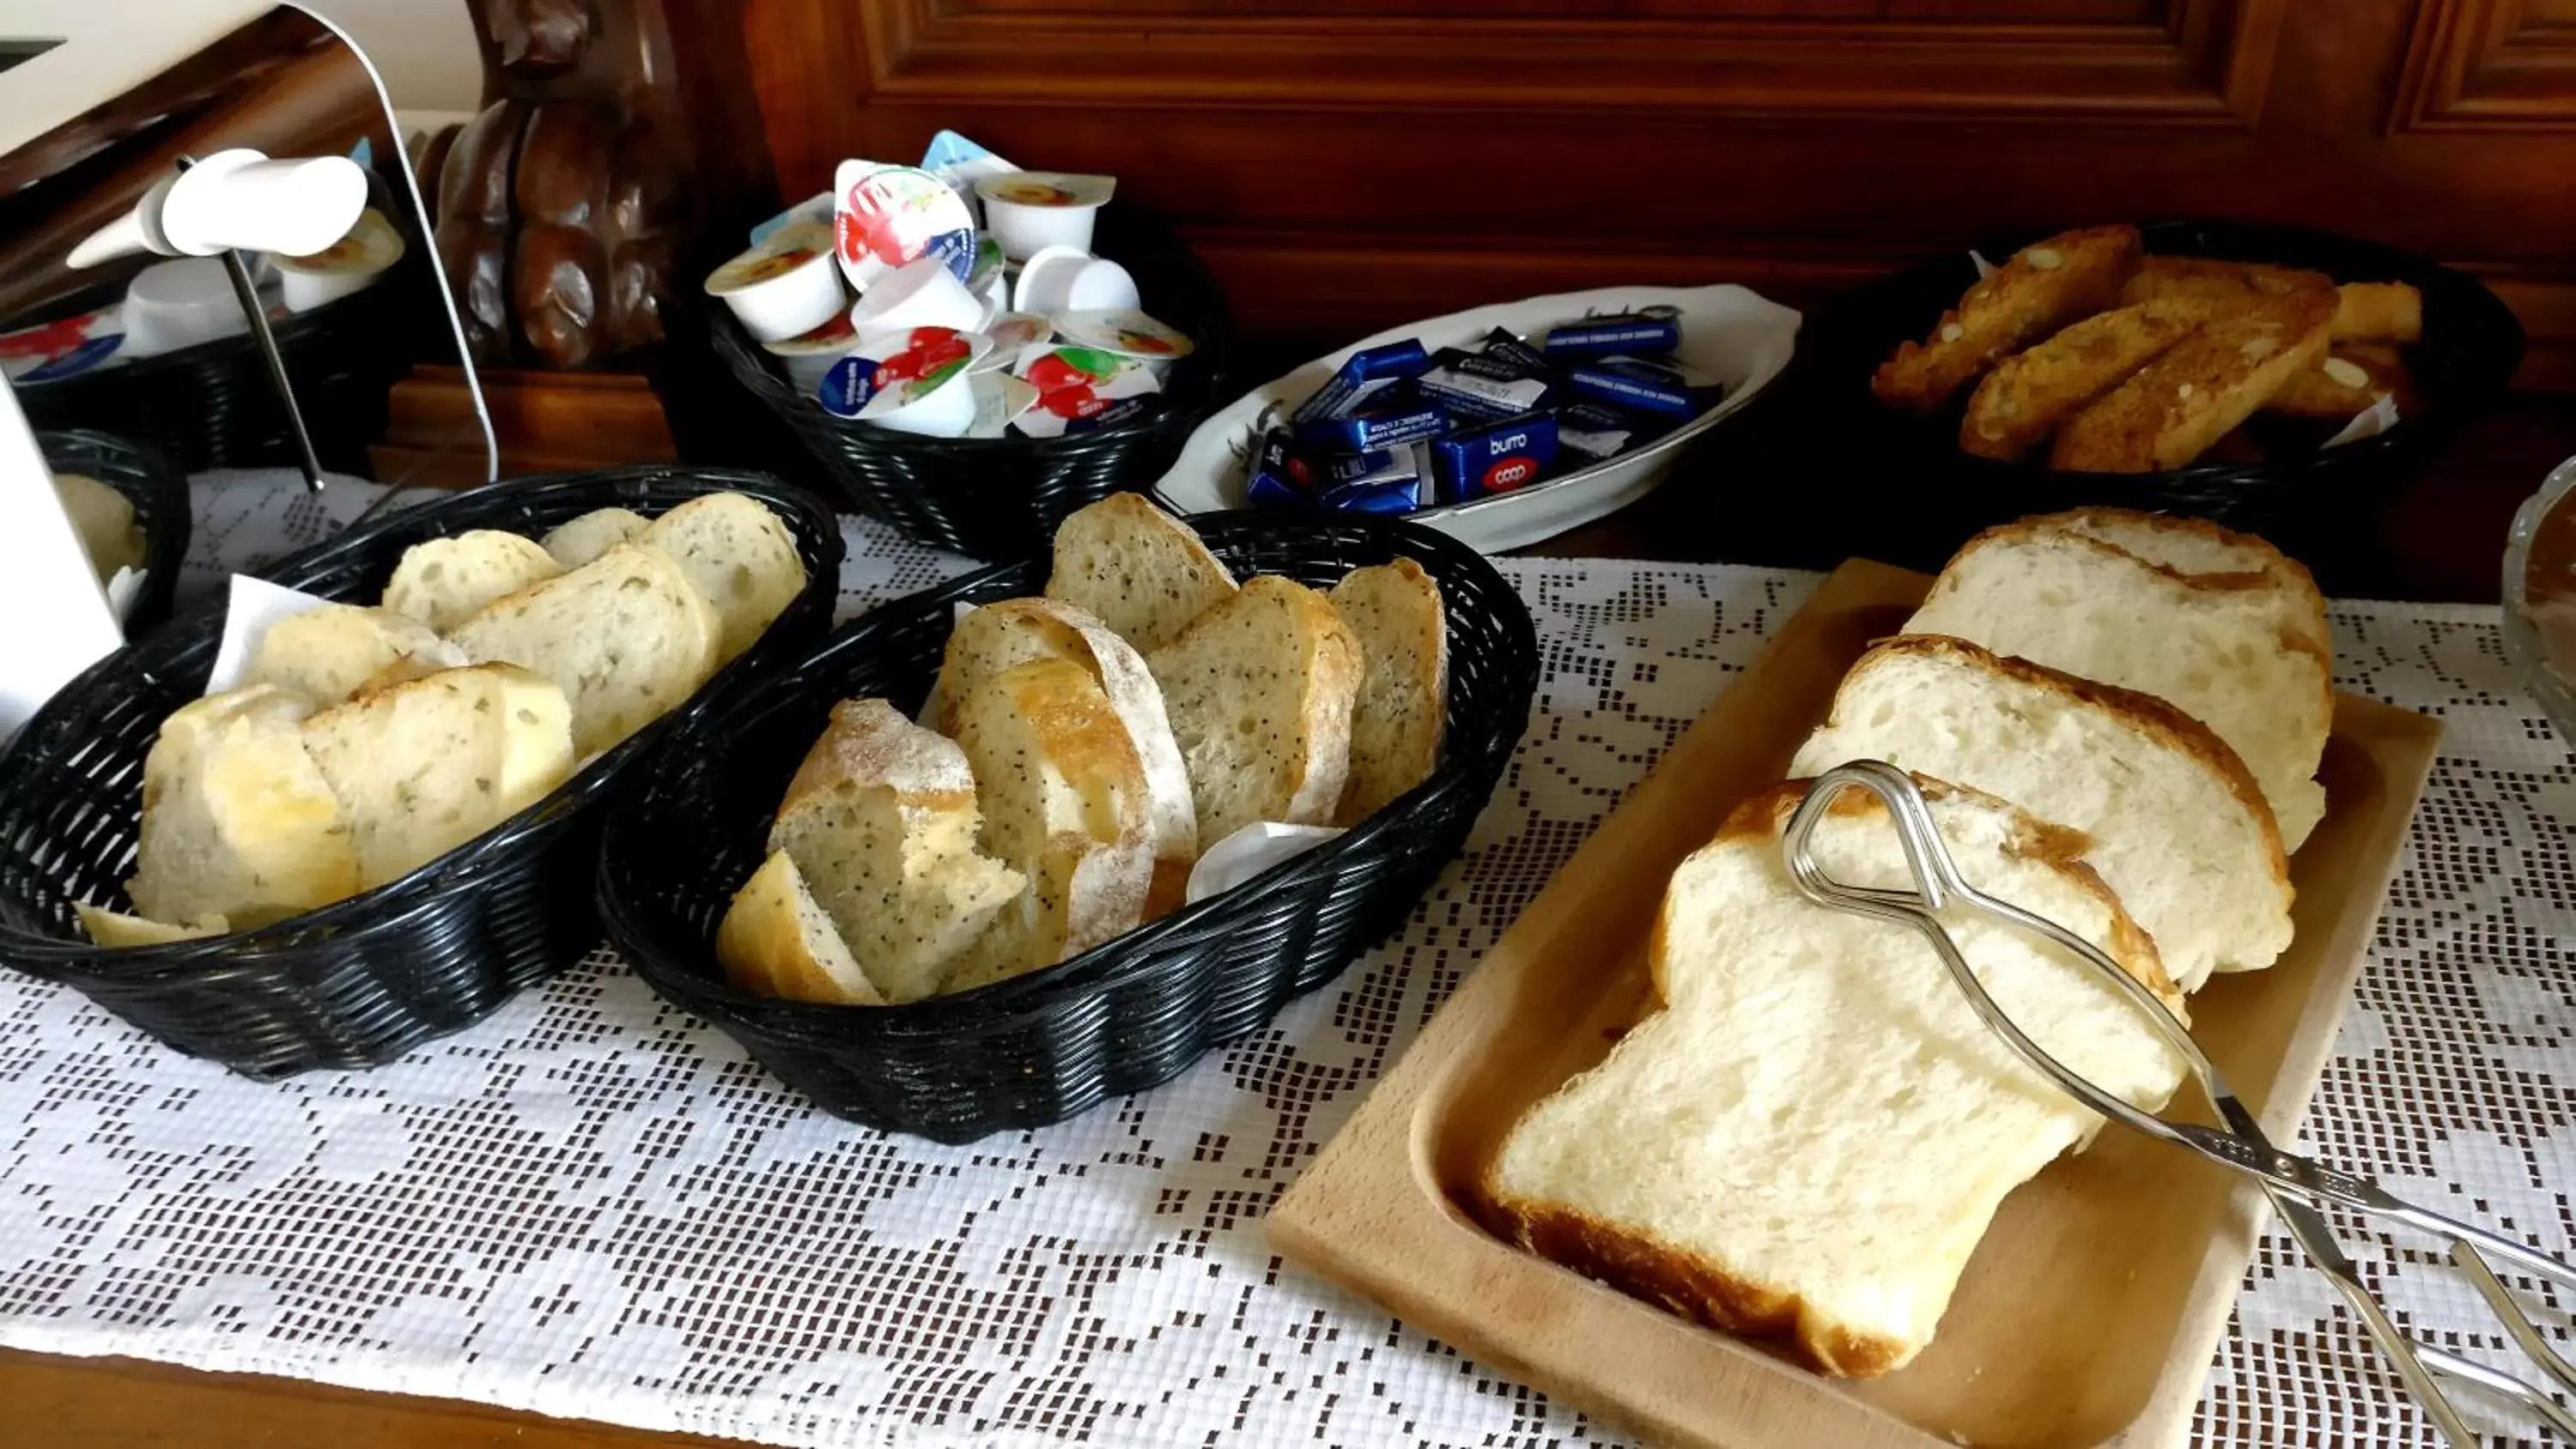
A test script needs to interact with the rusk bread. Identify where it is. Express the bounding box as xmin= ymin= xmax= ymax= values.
xmin=715 ymin=849 xmax=887 ymax=1005
xmin=383 ymin=530 xmax=564 ymax=632
xmin=1147 ymin=575 xmax=1363 ymax=845
xmin=2332 ymin=282 xmax=2422 ymax=343
xmin=76 ymin=905 xmax=229 ymax=948
xmin=448 ymin=542 xmax=721 ymax=755
xmin=2116 ymin=255 xmax=2336 ymax=314
xmin=640 ymin=492 xmax=806 ymax=664
xmin=1046 ymin=493 xmax=1240 ymax=652
xmin=2050 ymin=293 xmax=2336 ymax=473
xmin=244 ymin=603 xmax=465 ymax=705
xmin=938 ymin=598 xmax=1197 ymax=914
xmin=766 ymin=699 xmax=1025 ymax=1004
xmin=1328 ymin=560 xmax=1448 ymax=823
xmin=1871 ymin=225 xmax=2142 ymax=413
xmin=1791 ymin=636 xmax=2293 ymax=991
xmin=540 ymin=506 xmax=651 ymax=568
xmin=1958 ymin=301 xmax=2196 ymax=461
xmin=128 ymin=684 xmax=359 ymax=928
xmin=1481 ymin=780 xmax=2187 ymax=1378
